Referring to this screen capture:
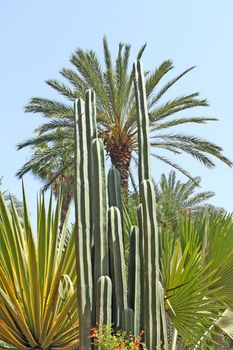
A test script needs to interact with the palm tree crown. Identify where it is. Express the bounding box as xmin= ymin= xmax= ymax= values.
xmin=17 ymin=37 xmax=232 ymax=195
xmin=154 ymin=170 xmax=215 ymax=229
